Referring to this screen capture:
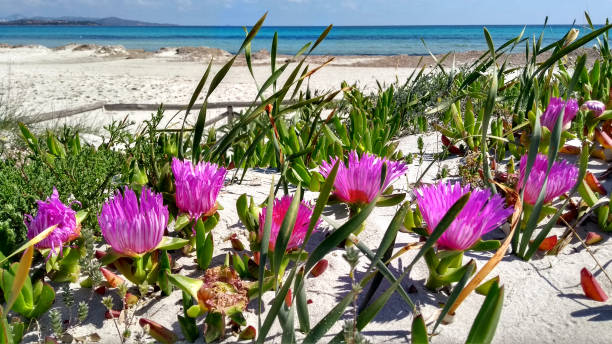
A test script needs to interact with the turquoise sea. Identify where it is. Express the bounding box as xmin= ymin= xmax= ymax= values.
xmin=0 ymin=25 xmax=600 ymax=55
